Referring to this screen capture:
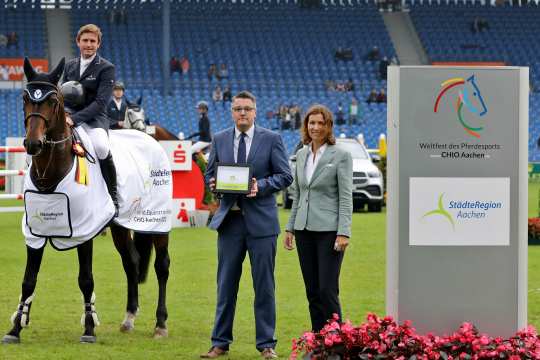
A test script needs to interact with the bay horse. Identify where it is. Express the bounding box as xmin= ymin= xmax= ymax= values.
xmin=2 ymin=58 xmax=171 ymax=344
